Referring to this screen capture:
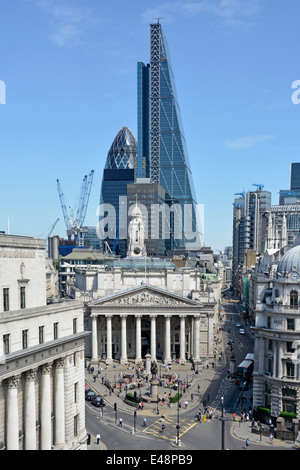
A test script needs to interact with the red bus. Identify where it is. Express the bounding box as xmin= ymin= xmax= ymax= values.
xmin=235 ymin=359 xmax=254 ymax=384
